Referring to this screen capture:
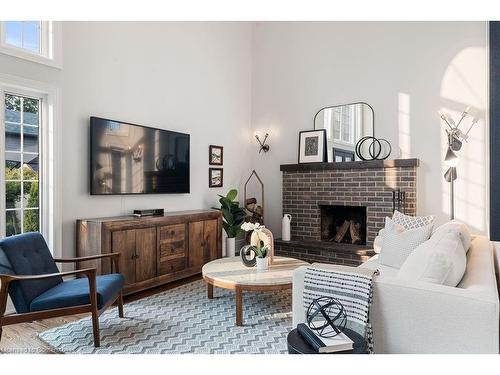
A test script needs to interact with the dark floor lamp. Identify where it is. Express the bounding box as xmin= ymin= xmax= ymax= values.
xmin=440 ymin=108 xmax=479 ymax=220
